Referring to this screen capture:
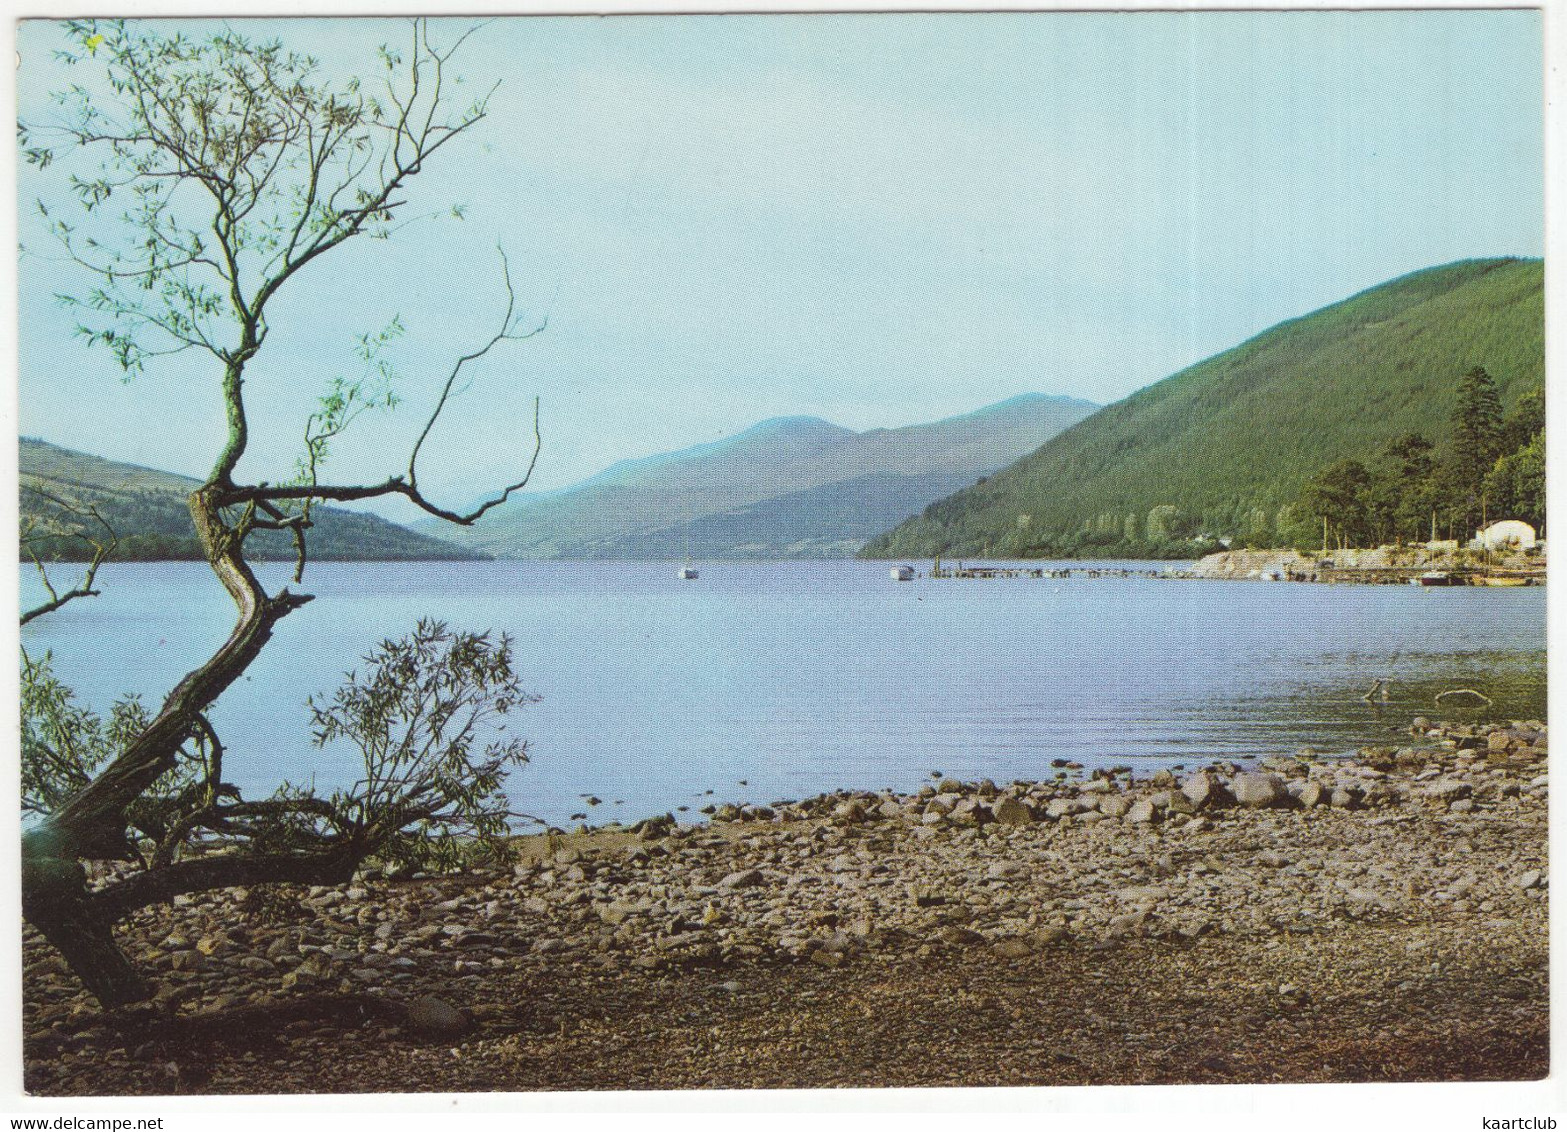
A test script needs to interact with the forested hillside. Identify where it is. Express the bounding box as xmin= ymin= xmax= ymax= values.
xmin=862 ymin=258 xmax=1543 ymax=559
xmin=20 ymin=439 xmax=483 ymax=562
